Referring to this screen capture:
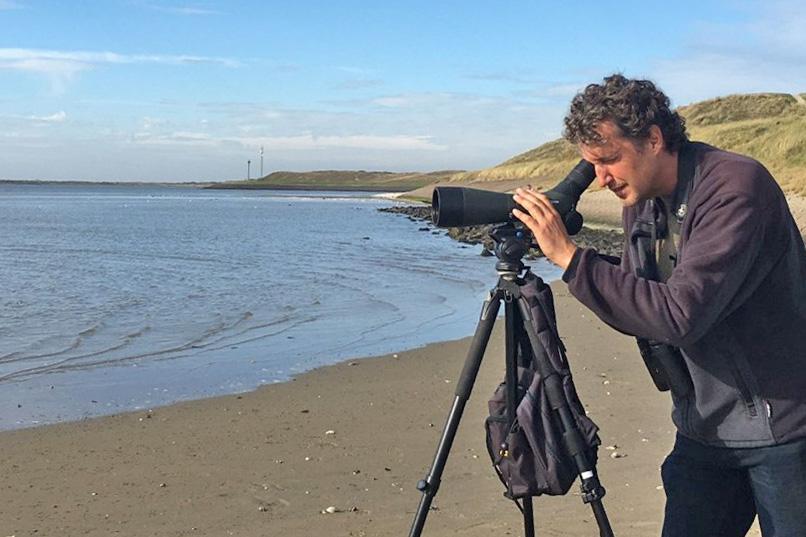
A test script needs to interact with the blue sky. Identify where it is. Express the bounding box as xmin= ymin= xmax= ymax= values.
xmin=1 ymin=0 xmax=804 ymax=182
